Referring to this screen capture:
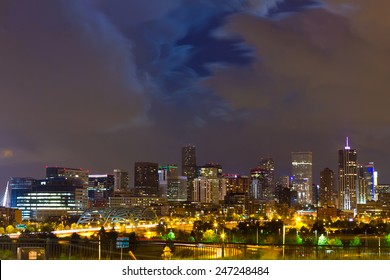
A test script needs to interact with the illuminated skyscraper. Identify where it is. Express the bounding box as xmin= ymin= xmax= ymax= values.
xmin=320 ymin=168 xmax=334 ymax=207
xmin=134 ymin=162 xmax=159 ymax=196
xmin=182 ymin=144 xmax=197 ymax=201
xmin=258 ymin=157 xmax=275 ymax=200
xmin=291 ymin=152 xmax=313 ymax=205
xmin=87 ymin=174 xmax=115 ymax=208
xmin=158 ymin=165 xmax=187 ymax=201
xmin=113 ymin=169 xmax=129 ymax=192
xmin=338 ymin=137 xmax=358 ymax=210
xmin=193 ymin=163 xmax=224 ymax=204
xmin=362 ymin=162 xmax=376 ymax=201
